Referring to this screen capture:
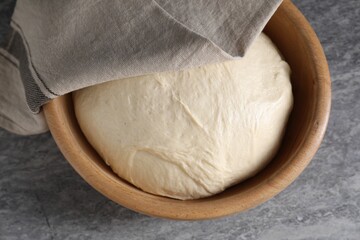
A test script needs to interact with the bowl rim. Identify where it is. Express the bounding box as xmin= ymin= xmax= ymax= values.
xmin=43 ymin=0 xmax=331 ymax=220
